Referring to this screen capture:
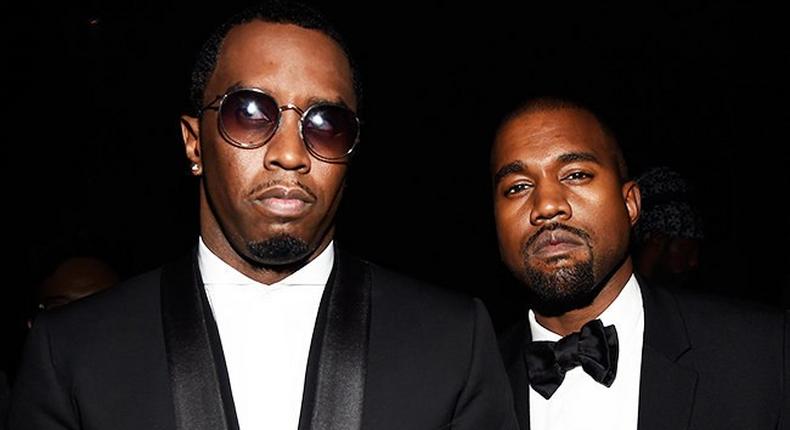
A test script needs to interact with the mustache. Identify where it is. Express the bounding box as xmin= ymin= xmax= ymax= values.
xmin=522 ymin=223 xmax=592 ymax=254
xmin=248 ymin=179 xmax=317 ymax=201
